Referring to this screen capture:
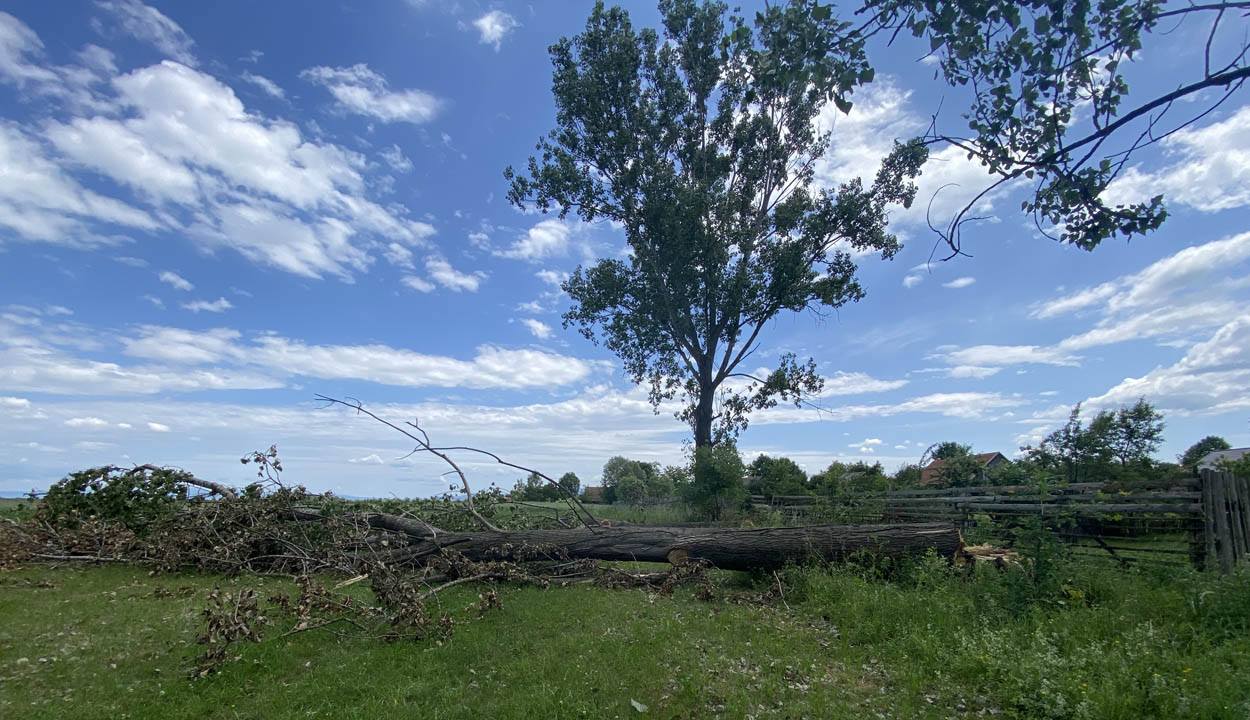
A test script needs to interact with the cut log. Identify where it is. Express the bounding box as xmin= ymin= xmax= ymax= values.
xmin=359 ymin=515 xmax=963 ymax=571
